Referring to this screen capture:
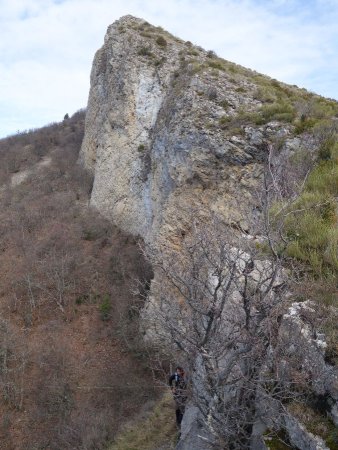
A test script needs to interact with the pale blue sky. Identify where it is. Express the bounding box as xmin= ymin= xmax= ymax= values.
xmin=1 ymin=0 xmax=338 ymax=137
